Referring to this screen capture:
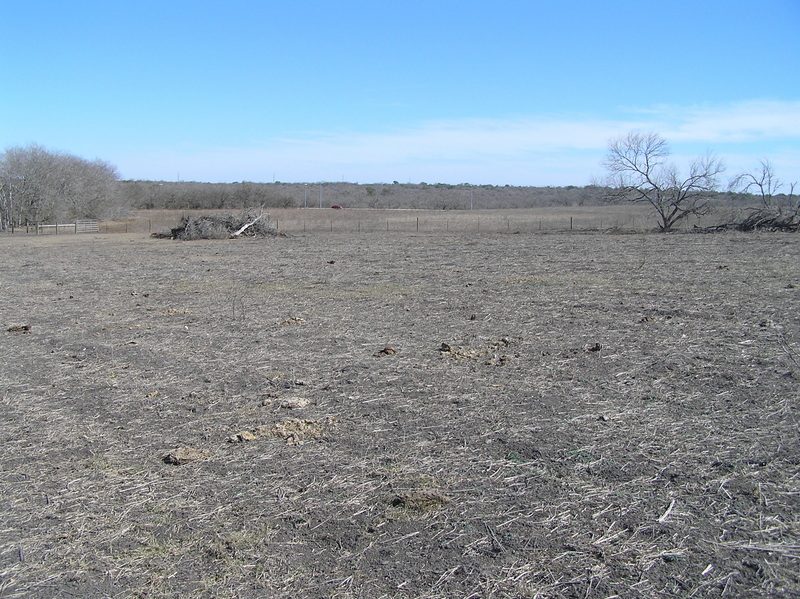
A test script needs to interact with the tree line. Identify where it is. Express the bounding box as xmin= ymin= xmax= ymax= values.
xmin=116 ymin=180 xmax=616 ymax=211
xmin=1 ymin=140 xmax=796 ymax=231
xmin=0 ymin=144 xmax=125 ymax=229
